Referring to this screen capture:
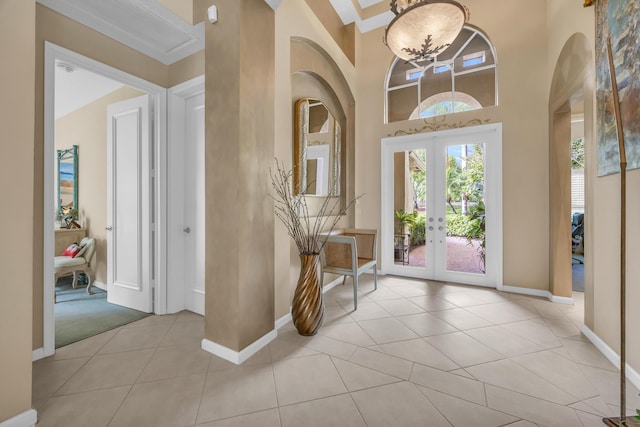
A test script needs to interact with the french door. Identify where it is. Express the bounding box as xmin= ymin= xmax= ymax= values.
xmin=381 ymin=123 xmax=502 ymax=287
